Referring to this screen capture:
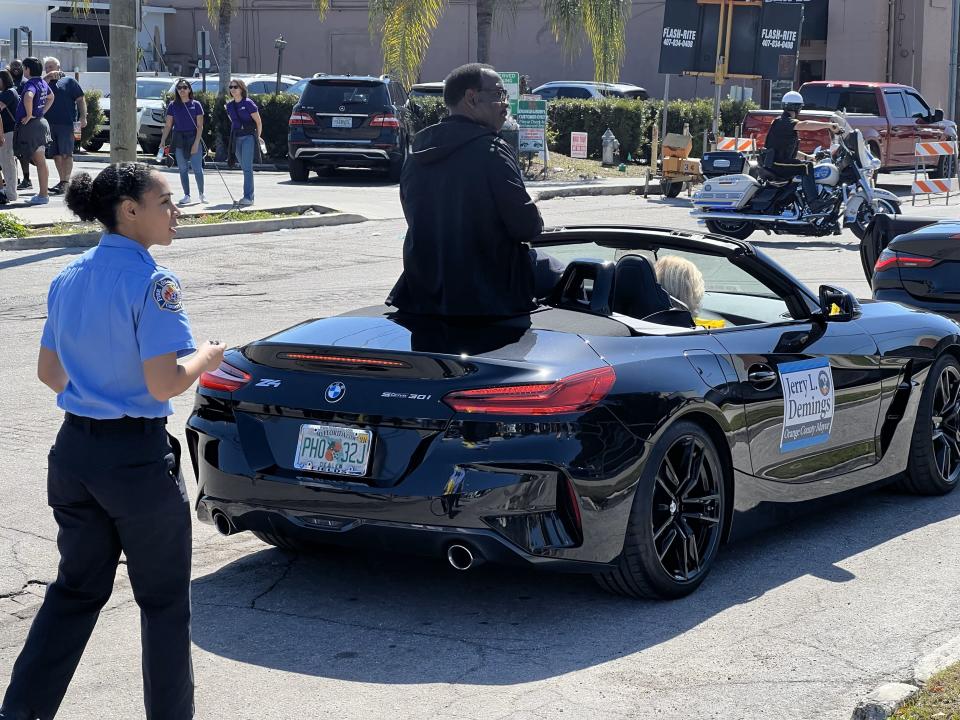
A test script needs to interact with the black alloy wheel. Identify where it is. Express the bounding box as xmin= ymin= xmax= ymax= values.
xmin=902 ymin=355 xmax=960 ymax=495
xmin=932 ymin=153 xmax=957 ymax=180
xmin=595 ymin=420 xmax=726 ymax=599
